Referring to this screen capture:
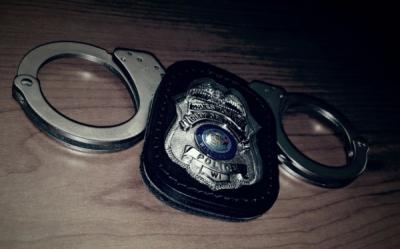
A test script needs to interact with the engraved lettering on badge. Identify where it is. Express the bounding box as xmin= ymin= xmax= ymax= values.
xmin=181 ymin=145 xmax=243 ymax=182
xmin=164 ymin=78 xmax=262 ymax=191
xmin=179 ymin=111 xmax=246 ymax=140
